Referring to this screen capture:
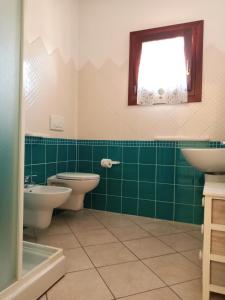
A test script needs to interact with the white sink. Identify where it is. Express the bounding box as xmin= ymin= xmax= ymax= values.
xmin=181 ymin=148 xmax=225 ymax=173
xmin=24 ymin=185 xmax=71 ymax=229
